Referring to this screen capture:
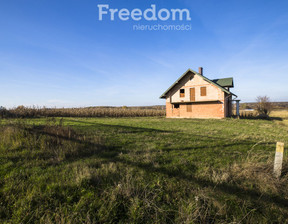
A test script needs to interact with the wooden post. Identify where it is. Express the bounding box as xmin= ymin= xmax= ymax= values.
xmin=235 ymin=100 xmax=240 ymax=117
xmin=273 ymin=142 xmax=284 ymax=178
